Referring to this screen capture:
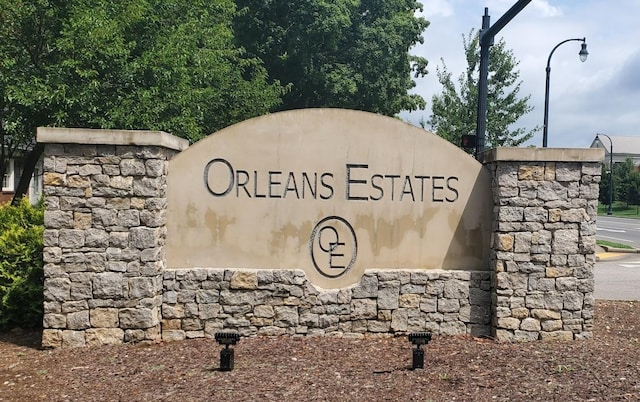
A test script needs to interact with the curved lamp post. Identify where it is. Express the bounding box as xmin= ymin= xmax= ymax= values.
xmin=542 ymin=38 xmax=588 ymax=148
xmin=596 ymin=133 xmax=614 ymax=215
